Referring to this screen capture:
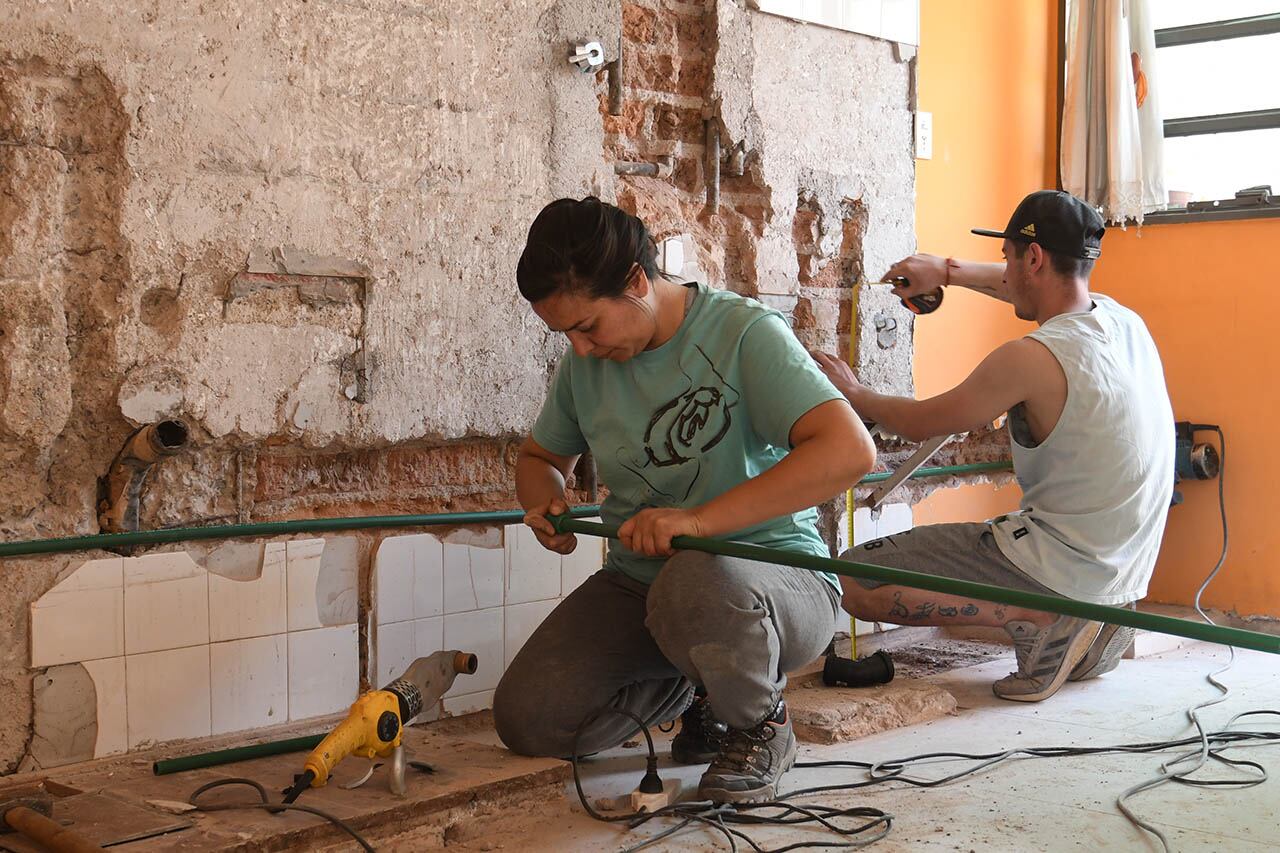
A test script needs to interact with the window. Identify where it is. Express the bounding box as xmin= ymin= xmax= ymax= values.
xmin=1149 ymin=3 xmax=1280 ymax=221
